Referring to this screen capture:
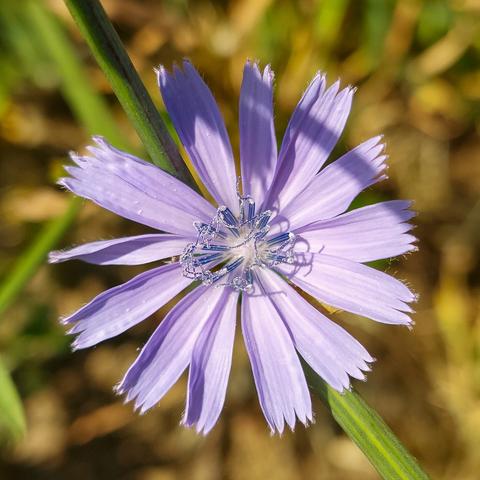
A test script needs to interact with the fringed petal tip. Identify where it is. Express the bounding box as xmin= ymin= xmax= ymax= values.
xmin=68 ymin=328 xmax=99 ymax=352
xmin=155 ymin=64 xmax=168 ymax=84
xmin=180 ymin=416 xmax=215 ymax=436
xmin=355 ymin=355 xmax=376 ymax=377
xmin=69 ymin=334 xmax=88 ymax=352
xmin=339 ymin=83 xmax=357 ymax=99
xmin=329 ymin=75 xmax=357 ymax=91
xmin=59 ymin=309 xmax=80 ymax=326
xmin=340 ymin=361 xmax=377 ymax=391
xmin=156 ymin=58 xmax=195 ymax=81
xmin=113 ymin=382 xmax=150 ymax=415
xmin=267 ymin=411 xmax=314 ymax=436
xmin=263 ymin=64 xmax=274 ymax=84
xmin=244 ymin=59 xmax=275 ymax=83
xmin=153 ymin=58 xmax=188 ymax=76
xmin=89 ymin=135 xmax=108 ymax=150
xmin=395 ymin=278 xmax=418 ymax=304
xmin=56 ymin=178 xmax=71 ymax=190
xmin=113 ymin=382 xmax=134 ymax=407
xmin=65 ymin=136 xmax=107 ymax=159
xmin=405 ymin=320 xmax=415 ymax=332
xmin=327 ymin=362 xmax=373 ymax=394
xmin=126 ymin=391 xmax=158 ymax=417
xmin=47 ymin=250 xmax=62 ymax=264
xmin=117 ymin=397 xmax=152 ymax=417
xmin=67 ymin=150 xmax=80 ymax=163
xmin=157 ymin=60 xmax=191 ymax=79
